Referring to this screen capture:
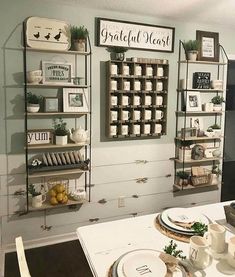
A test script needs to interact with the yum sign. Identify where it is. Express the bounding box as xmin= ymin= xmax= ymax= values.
xmin=27 ymin=130 xmax=53 ymax=145
xmin=96 ymin=18 xmax=175 ymax=52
